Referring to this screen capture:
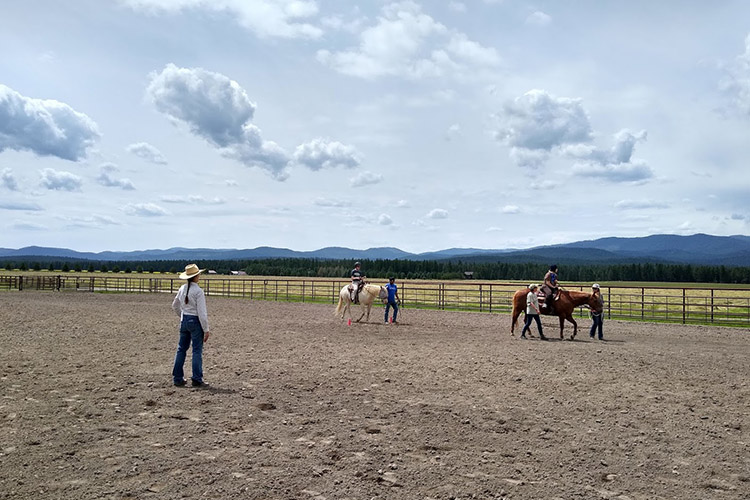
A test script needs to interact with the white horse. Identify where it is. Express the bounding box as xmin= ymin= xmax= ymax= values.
xmin=334 ymin=283 xmax=387 ymax=323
